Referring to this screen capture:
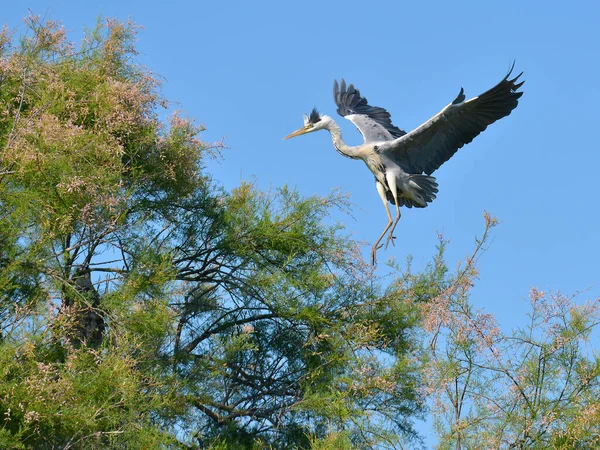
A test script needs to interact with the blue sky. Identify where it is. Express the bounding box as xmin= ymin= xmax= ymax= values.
xmin=5 ymin=0 xmax=600 ymax=445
